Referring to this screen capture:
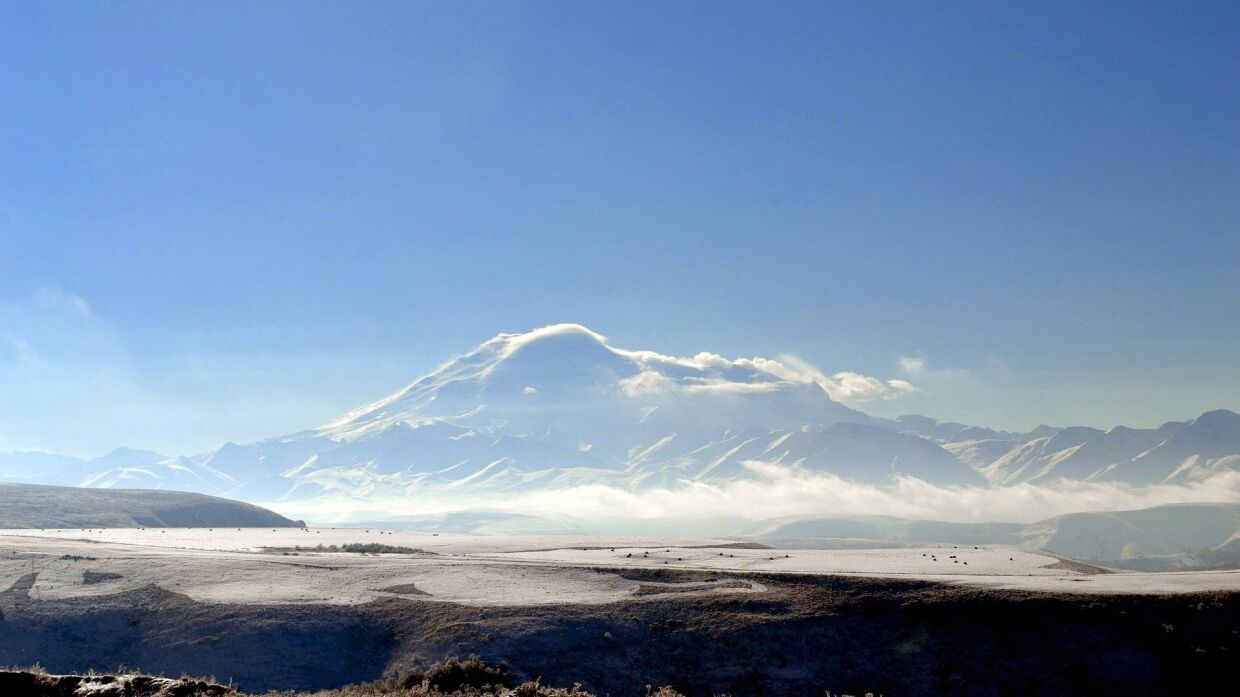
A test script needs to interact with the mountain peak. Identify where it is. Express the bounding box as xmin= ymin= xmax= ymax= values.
xmin=88 ymin=447 xmax=168 ymax=467
xmin=491 ymin=323 xmax=610 ymax=355
xmin=1189 ymin=409 xmax=1240 ymax=433
xmin=485 ymin=324 xmax=622 ymax=369
xmin=316 ymin=323 xmax=878 ymax=442
xmin=477 ymin=324 xmax=633 ymax=393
